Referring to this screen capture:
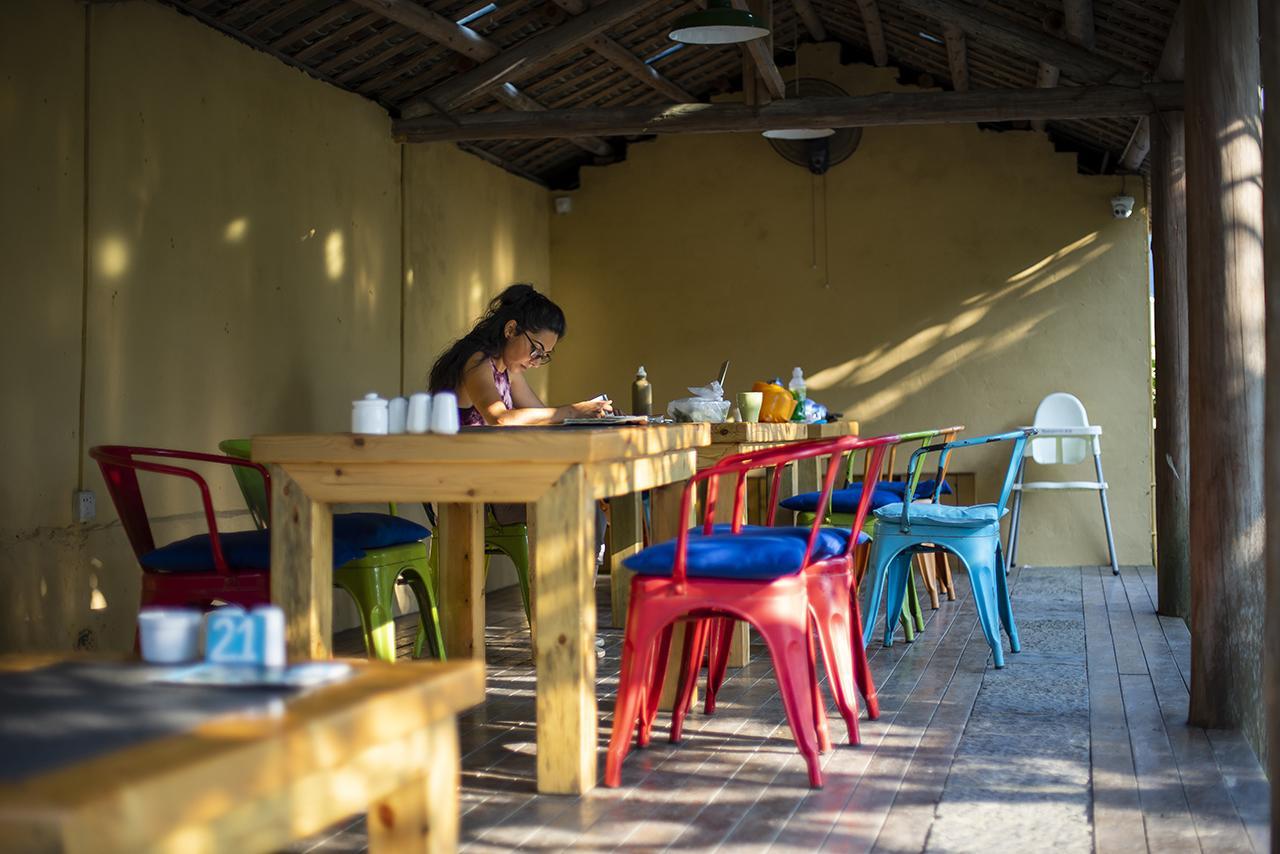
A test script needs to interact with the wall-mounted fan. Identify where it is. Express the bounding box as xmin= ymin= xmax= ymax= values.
xmin=766 ymin=78 xmax=862 ymax=175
